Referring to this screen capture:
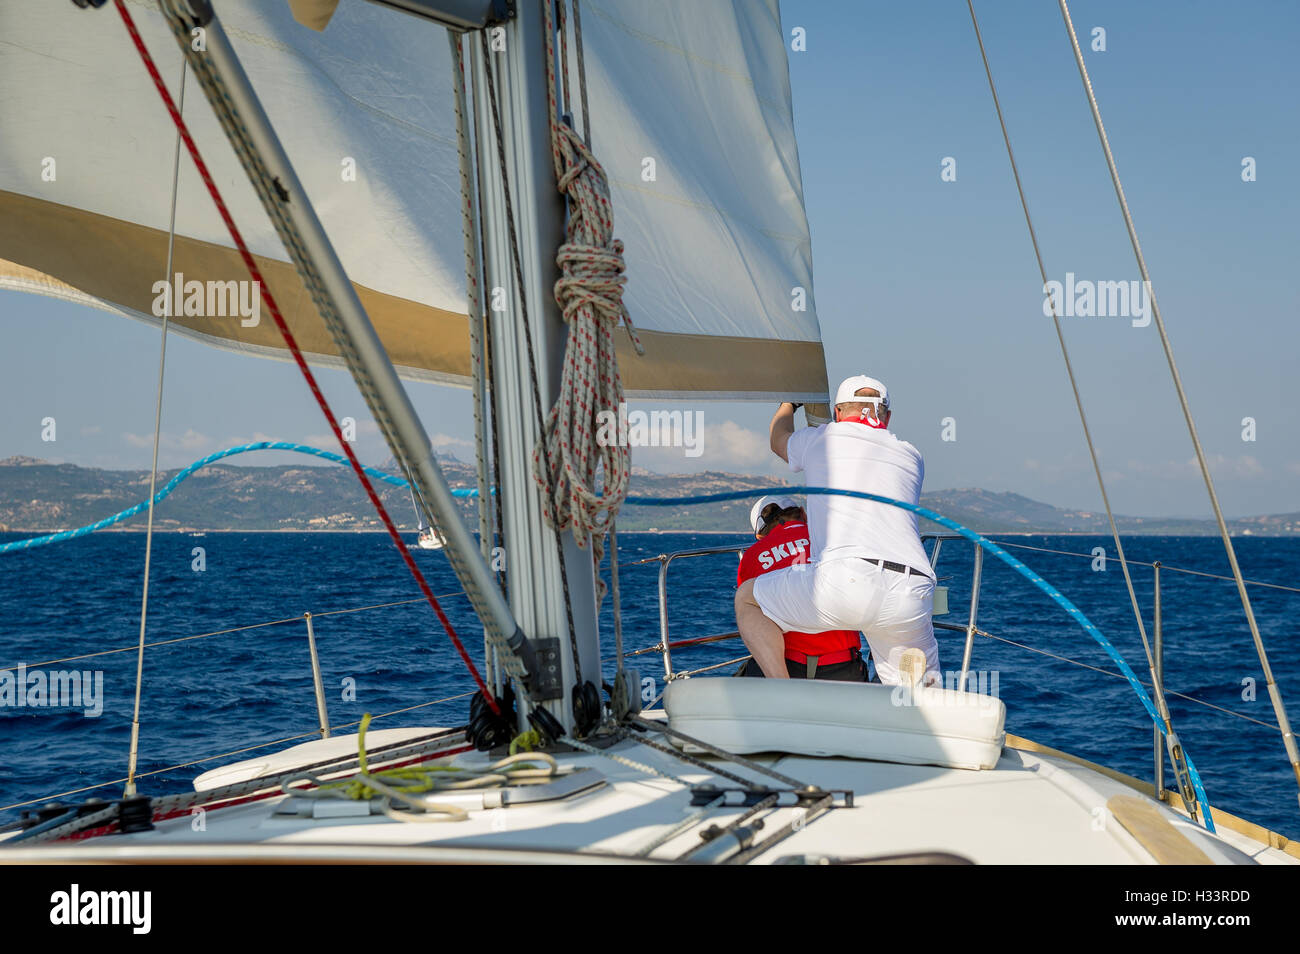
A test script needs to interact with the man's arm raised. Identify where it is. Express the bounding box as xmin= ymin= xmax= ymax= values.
xmin=770 ymin=402 xmax=799 ymax=462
